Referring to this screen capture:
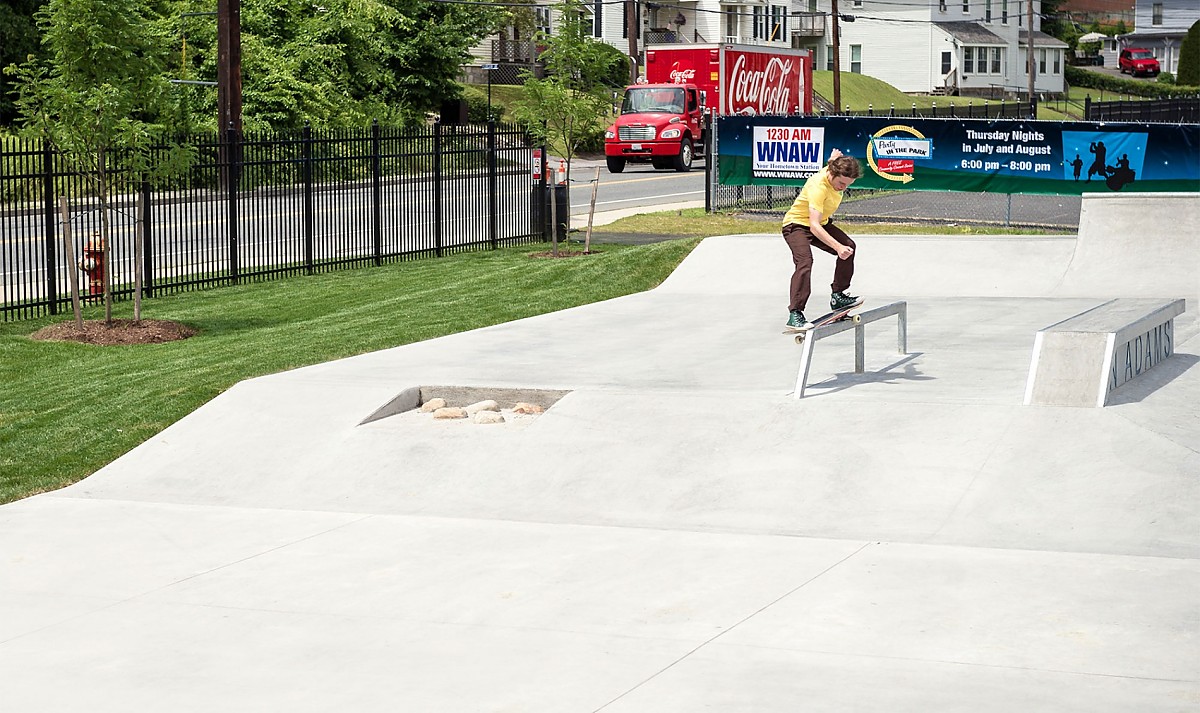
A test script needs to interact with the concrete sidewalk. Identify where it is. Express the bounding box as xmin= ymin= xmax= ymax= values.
xmin=2 ymin=197 xmax=1198 ymax=711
